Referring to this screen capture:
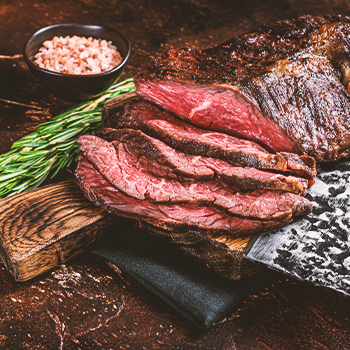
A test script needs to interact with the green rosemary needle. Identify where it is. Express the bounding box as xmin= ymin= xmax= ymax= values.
xmin=0 ymin=77 xmax=135 ymax=198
